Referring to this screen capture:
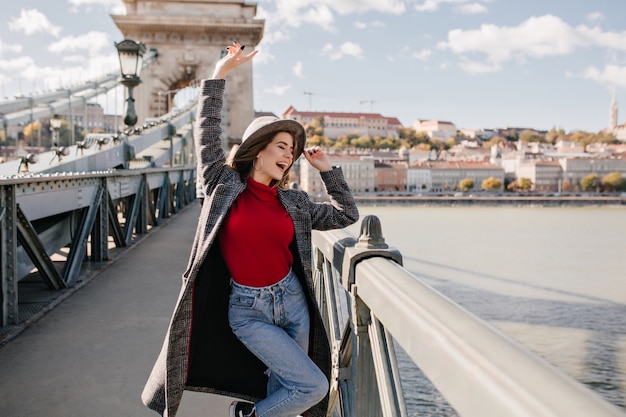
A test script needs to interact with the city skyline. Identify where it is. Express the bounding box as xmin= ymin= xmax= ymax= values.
xmin=0 ymin=0 xmax=625 ymax=133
